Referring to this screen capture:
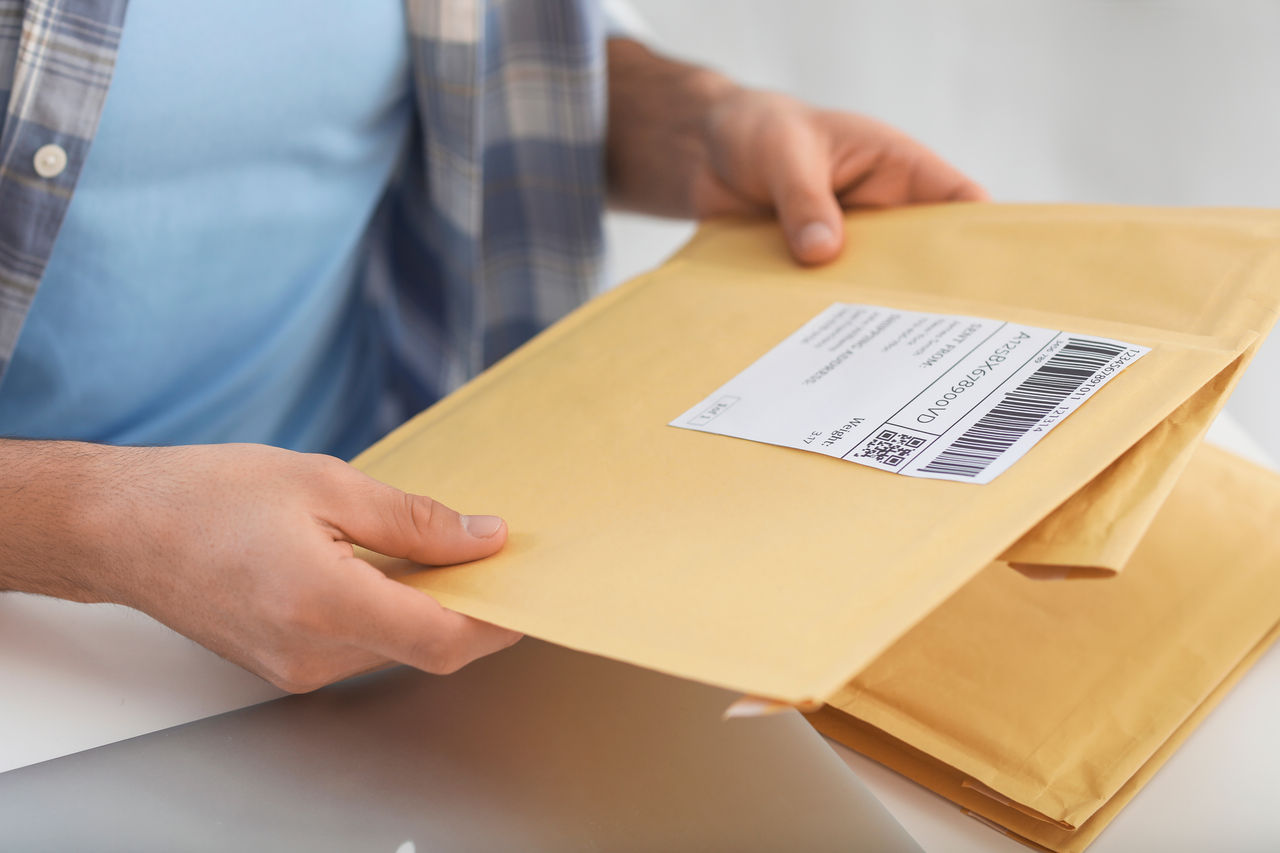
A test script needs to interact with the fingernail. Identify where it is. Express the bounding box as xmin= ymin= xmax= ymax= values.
xmin=463 ymin=514 xmax=504 ymax=538
xmin=795 ymin=221 xmax=836 ymax=257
